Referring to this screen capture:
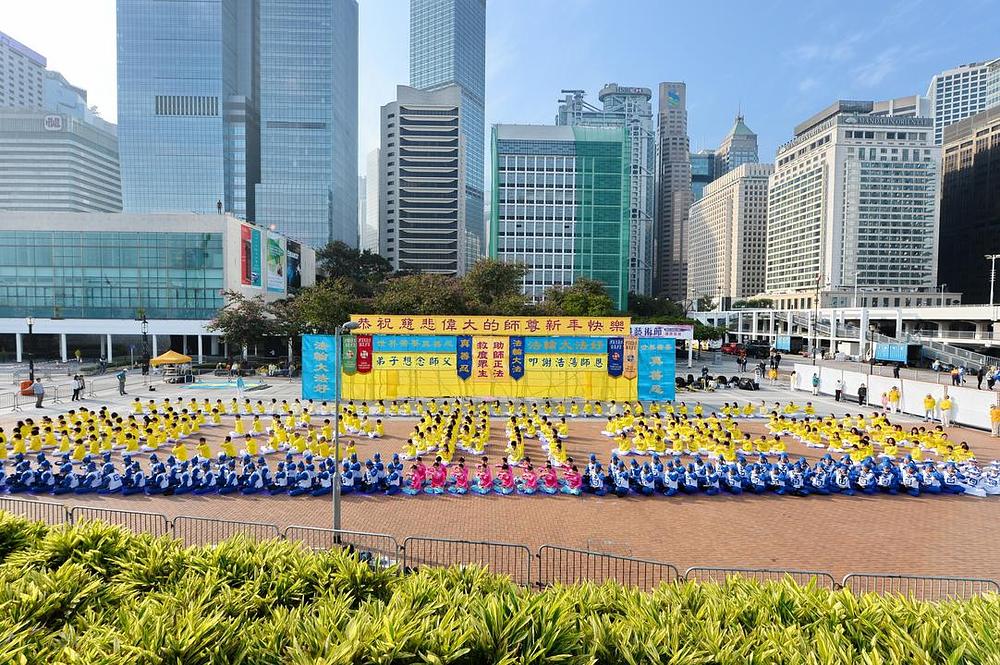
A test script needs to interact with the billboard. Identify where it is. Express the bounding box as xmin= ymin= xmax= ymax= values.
xmin=240 ymin=224 xmax=262 ymax=288
xmin=286 ymin=240 xmax=302 ymax=291
xmin=266 ymin=234 xmax=285 ymax=293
